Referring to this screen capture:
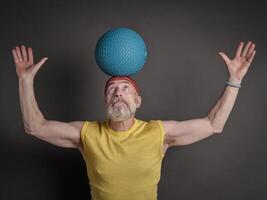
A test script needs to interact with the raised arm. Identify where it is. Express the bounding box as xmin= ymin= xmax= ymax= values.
xmin=162 ymin=41 xmax=256 ymax=147
xmin=13 ymin=45 xmax=84 ymax=151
